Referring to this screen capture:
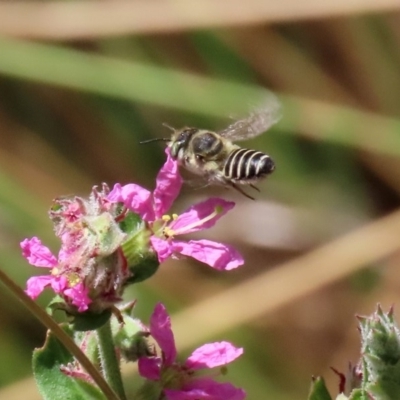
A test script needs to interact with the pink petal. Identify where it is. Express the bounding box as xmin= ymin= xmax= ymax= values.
xmin=20 ymin=237 xmax=57 ymax=268
xmin=170 ymin=198 xmax=235 ymax=234
xmin=186 ymin=342 xmax=243 ymax=370
xmin=172 ymin=240 xmax=244 ymax=270
xmin=138 ymin=356 xmax=162 ymax=381
xmin=165 ymin=378 xmax=246 ymax=400
xmin=63 ymin=282 xmax=92 ymax=312
xmin=25 ymin=275 xmax=54 ymax=299
xmin=150 ymin=236 xmax=173 ymax=263
xmin=163 ymin=389 xmax=207 ymax=400
xmin=64 ymin=202 xmax=82 ymax=221
xmin=107 ymin=183 xmax=155 ymax=222
xmin=150 ymin=303 xmax=177 ymax=366
xmin=50 ymin=275 xmax=68 ymax=294
xmin=153 ymin=148 xmax=182 ymax=218
xmin=58 ymin=235 xmax=80 ymax=262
